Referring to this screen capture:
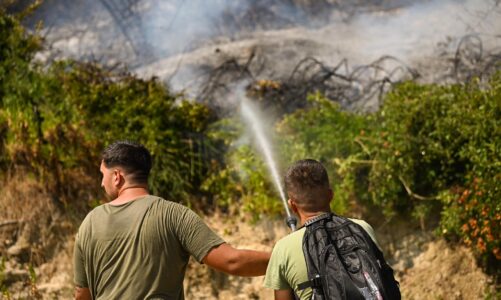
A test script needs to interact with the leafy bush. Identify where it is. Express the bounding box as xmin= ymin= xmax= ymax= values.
xmin=371 ymin=77 xmax=500 ymax=261
xmin=201 ymin=94 xmax=372 ymax=218
xmin=201 ymin=119 xmax=284 ymax=218
xmin=276 ymin=93 xmax=374 ymax=214
xmin=202 ymin=94 xmax=374 ymax=218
